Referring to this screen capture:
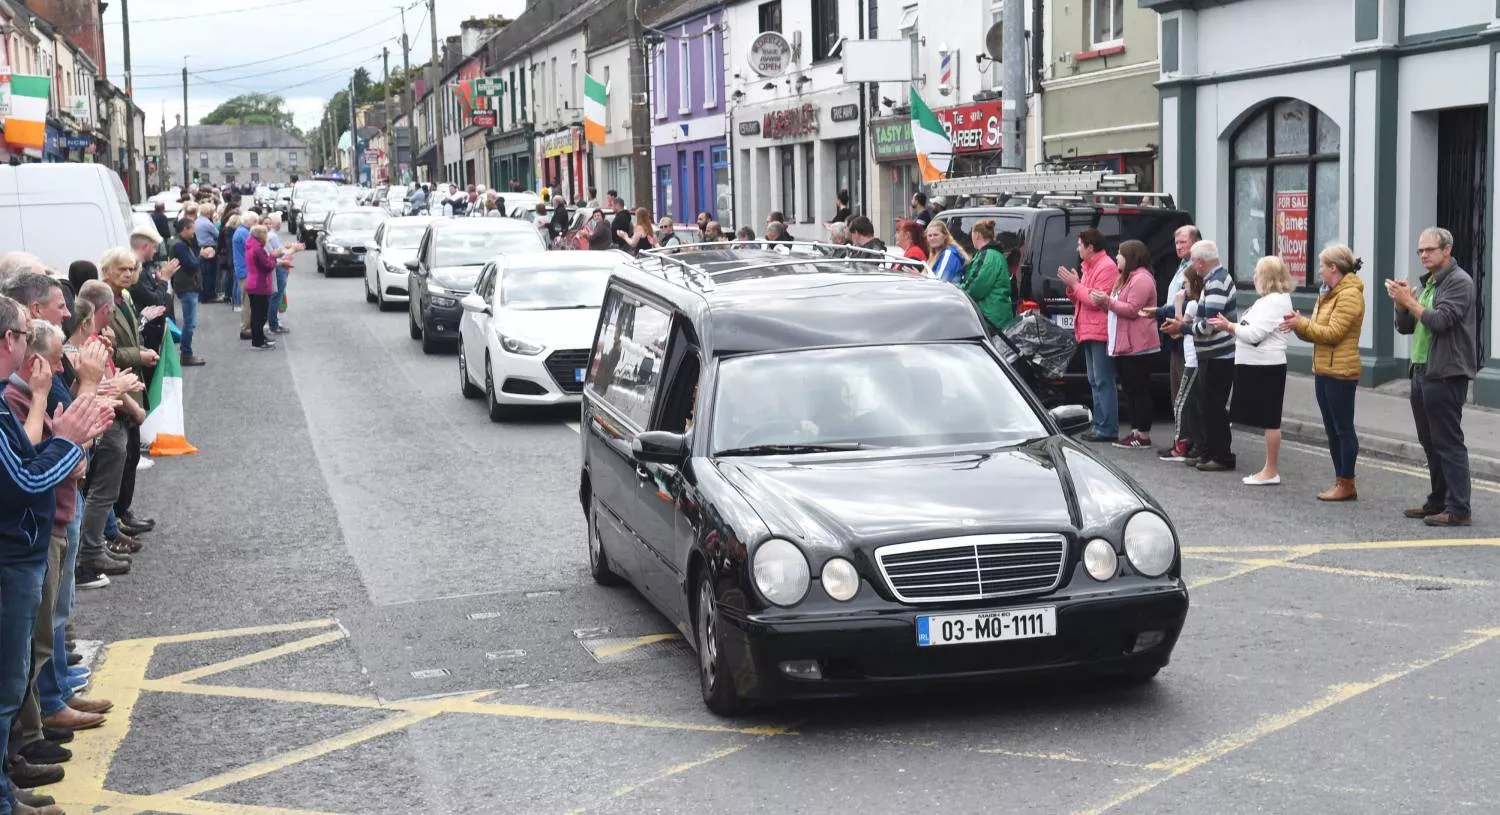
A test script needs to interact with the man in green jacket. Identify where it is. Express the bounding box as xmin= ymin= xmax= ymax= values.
xmin=961 ymin=220 xmax=1015 ymax=333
